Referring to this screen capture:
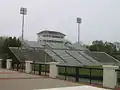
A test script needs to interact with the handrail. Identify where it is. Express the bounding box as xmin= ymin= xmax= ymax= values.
xmin=57 ymin=64 xmax=103 ymax=70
